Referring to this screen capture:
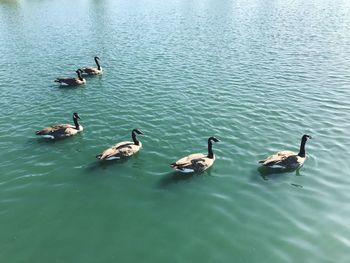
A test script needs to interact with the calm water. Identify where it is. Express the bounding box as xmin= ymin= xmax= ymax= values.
xmin=1 ymin=0 xmax=350 ymax=262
